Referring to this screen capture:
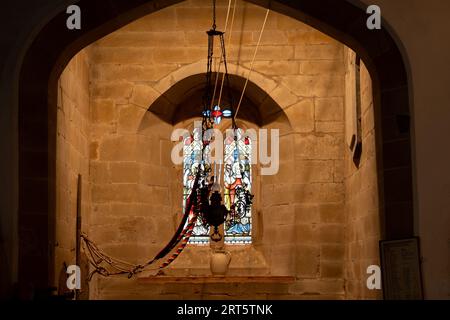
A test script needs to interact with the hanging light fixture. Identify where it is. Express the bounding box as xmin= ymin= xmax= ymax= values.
xmin=198 ymin=0 xmax=256 ymax=244
xmin=198 ymin=0 xmax=236 ymax=242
